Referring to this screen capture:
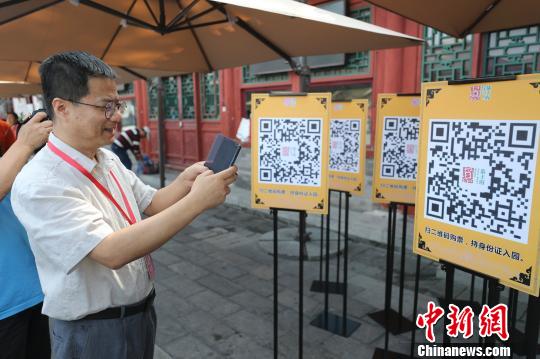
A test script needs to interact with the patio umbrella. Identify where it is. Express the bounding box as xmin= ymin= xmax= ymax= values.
xmin=0 ymin=0 xmax=422 ymax=187
xmin=364 ymin=0 xmax=540 ymax=38
xmin=0 ymin=0 xmax=422 ymax=72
